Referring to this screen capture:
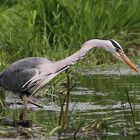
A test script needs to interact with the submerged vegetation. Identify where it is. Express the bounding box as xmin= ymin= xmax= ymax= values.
xmin=0 ymin=0 xmax=140 ymax=68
